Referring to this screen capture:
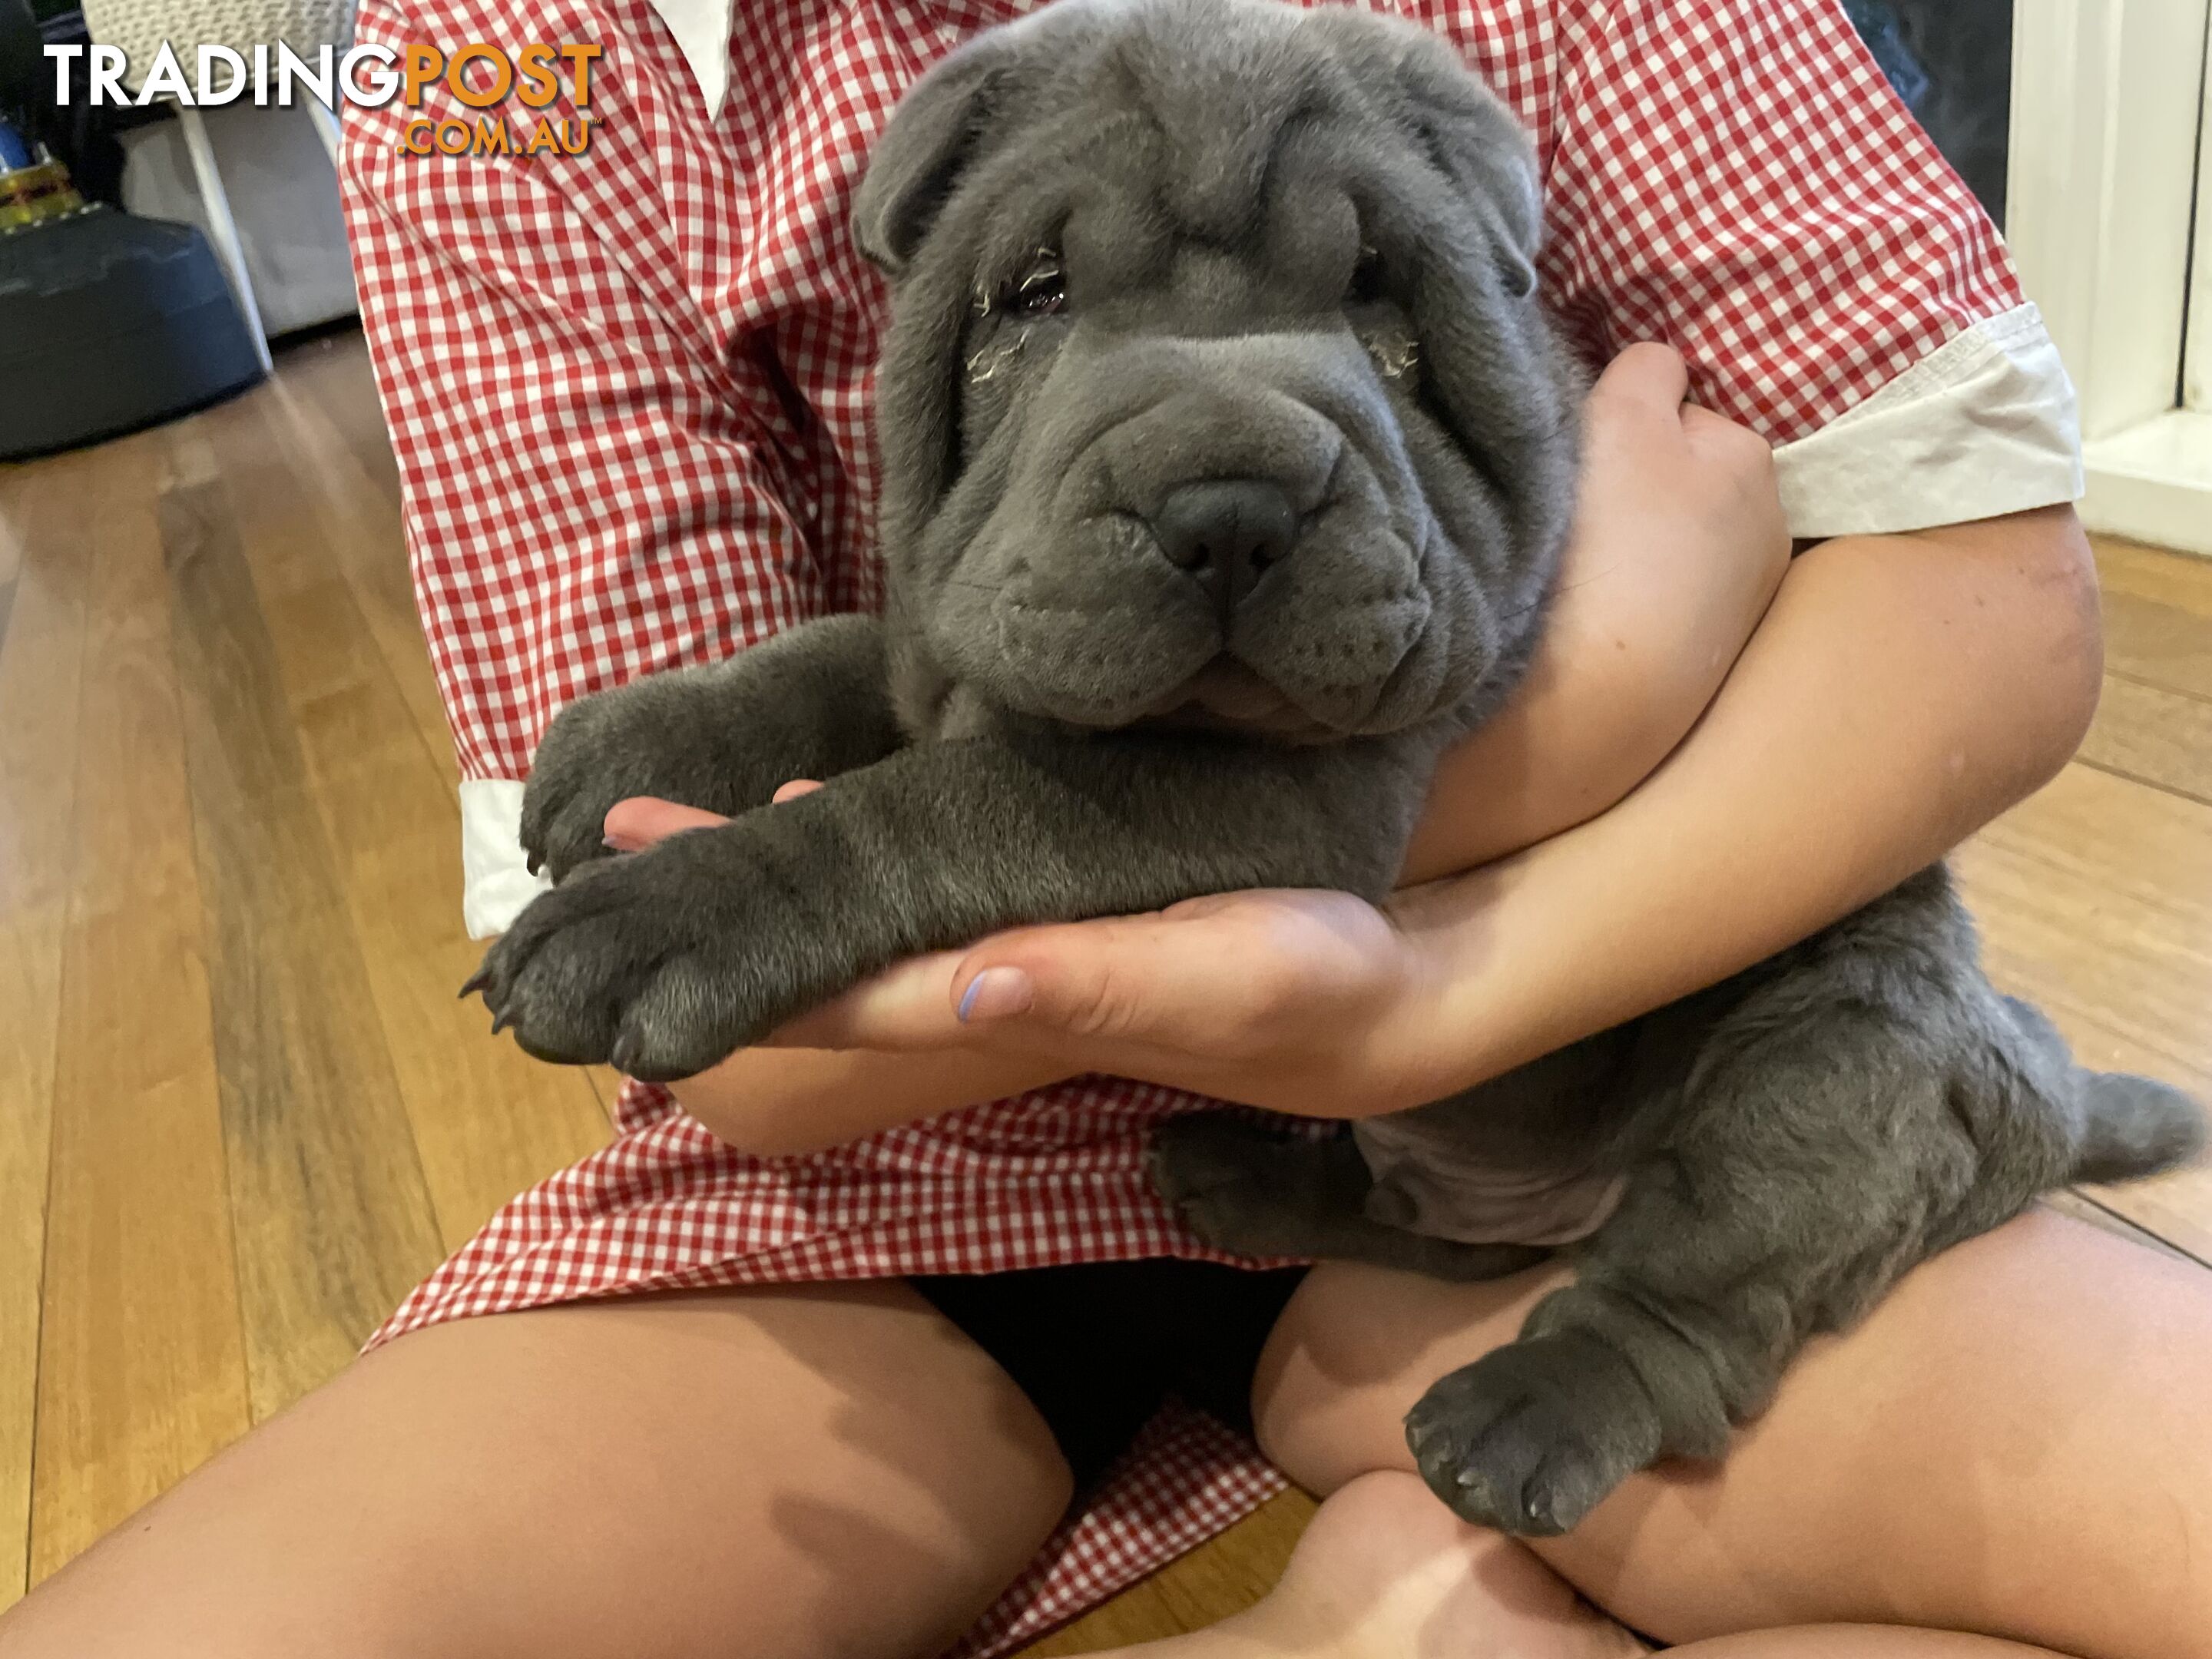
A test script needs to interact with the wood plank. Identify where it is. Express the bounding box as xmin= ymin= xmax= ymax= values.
xmin=2077 ymin=674 xmax=2212 ymax=805
xmin=2096 ymin=536 xmax=2212 ymax=621
xmin=1018 ymin=1489 xmax=1319 ymax=1657
xmin=283 ymin=332 xmax=405 ymax=513
xmin=586 ymin=1065 xmax=629 ymax=1121
xmin=2094 ymin=538 xmax=2212 ymax=702
xmin=0 ymin=453 xmax=93 ymax=1610
xmin=2039 ymin=1190 xmax=2200 ymax=1264
xmin=260 ymin=346 xmax=456 ymax=794
xmin=2085 ymin=1161 xmax=2212 ymax=1268
xmin=1954 ymin=762 xmax=2212 ymax=1262
xmin=31 ymin=432 xmax=252 ymax=1584
xmin=1958 ymin=763 xmax=2212 ymax=1081
xmin=194 ymin=385 xmax=608 ymax=1250
xmin=0 ymin=495 xmax=19 ymax=653
xmin=157 ymin=426 xmax=447 ymax=1420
